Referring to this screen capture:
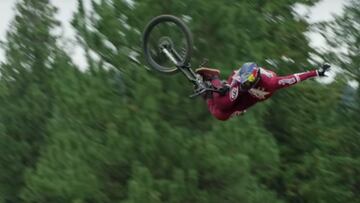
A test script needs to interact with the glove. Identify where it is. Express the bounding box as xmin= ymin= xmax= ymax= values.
xmin=317 ymin=63 xmax=331 ymax=77
xmin=218 ymin=83 xmax=230 ymax=96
